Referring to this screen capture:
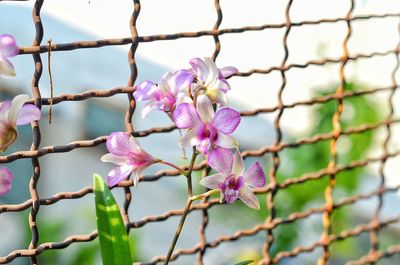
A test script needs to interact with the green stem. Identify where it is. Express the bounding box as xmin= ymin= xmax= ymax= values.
xmin=164 ymin=199 xmax=192 ymax=265
xmin=191 ymin=189 xmax=220 ymax=201
xmin=164 ymin=147 xmax=198 ymax=265
xmin=186 ymin=147 xmax=198 ymax=197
